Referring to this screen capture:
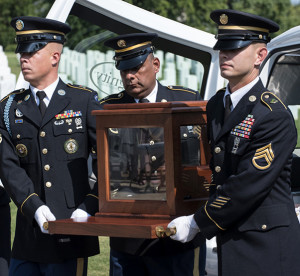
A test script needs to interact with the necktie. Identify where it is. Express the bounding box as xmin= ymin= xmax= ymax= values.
xmin=36 ymin=91 xmax=47 ymax=117
xmin=224 ymin=94 xmax=232 ymax=122
xmin=139 ymin=98 xmax=149 ymax=103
